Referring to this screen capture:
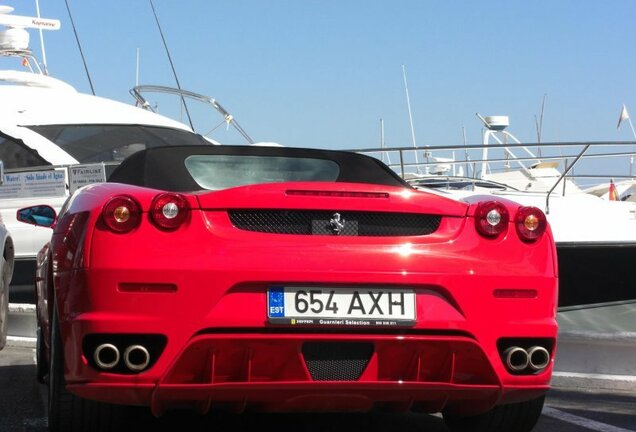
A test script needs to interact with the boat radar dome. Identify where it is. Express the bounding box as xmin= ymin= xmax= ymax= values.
xmin=483 ymin=116 xmax=509 ymax=131
xmin=0 ymin=26 xmax=29 ymax=51
xmin=0 ymin=7 xmax=61 ymax=51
